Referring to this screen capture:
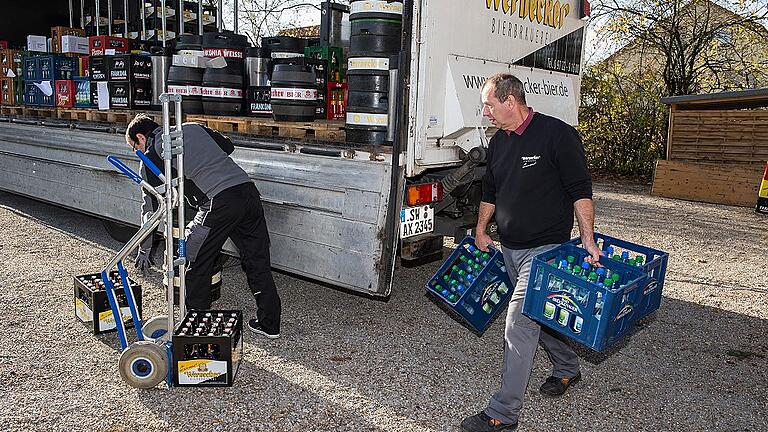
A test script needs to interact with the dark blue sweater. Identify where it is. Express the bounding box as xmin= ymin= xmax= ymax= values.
xmin=481 ymin=112 xmax=592 ymax=249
